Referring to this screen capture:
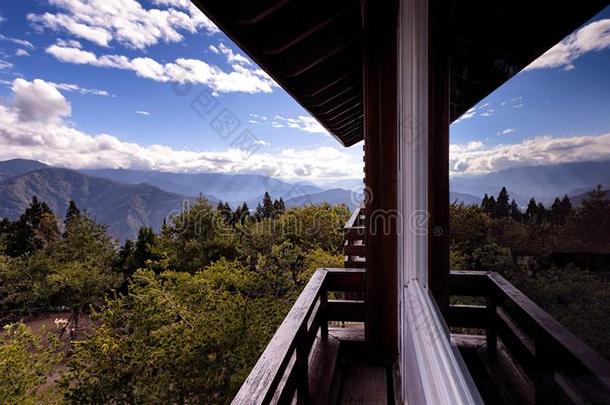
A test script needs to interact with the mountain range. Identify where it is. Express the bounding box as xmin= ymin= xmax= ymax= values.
xmin=81 ymin=168 xmax=323 ymax=207
xmin=0 ymin=161 xmax=193 ymax=242
xmin=450 ymin=160 xmax=610 ymax=206
xmin=1 ymin=158 xmax=609 ymax=241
